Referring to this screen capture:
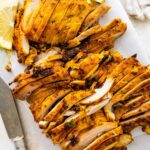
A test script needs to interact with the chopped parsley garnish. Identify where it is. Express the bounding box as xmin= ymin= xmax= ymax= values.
xmin=68 ymin=120 xmax=75 ymax=127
